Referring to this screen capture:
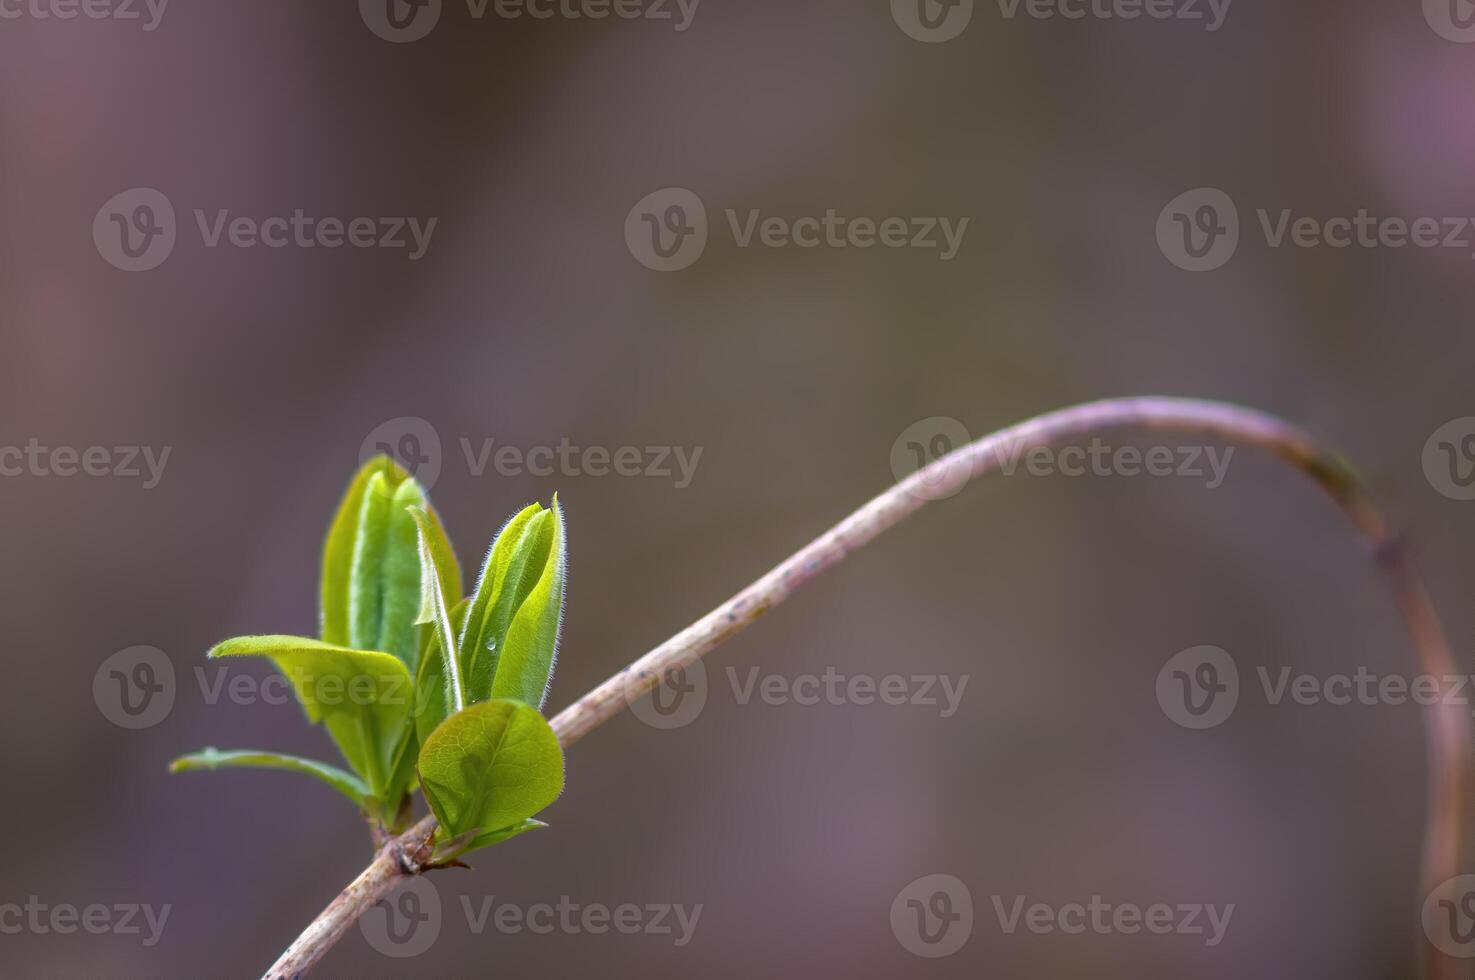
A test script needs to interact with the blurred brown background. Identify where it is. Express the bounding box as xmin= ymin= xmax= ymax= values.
xmin=2 ymin=0 xmax=1475 ymax=977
